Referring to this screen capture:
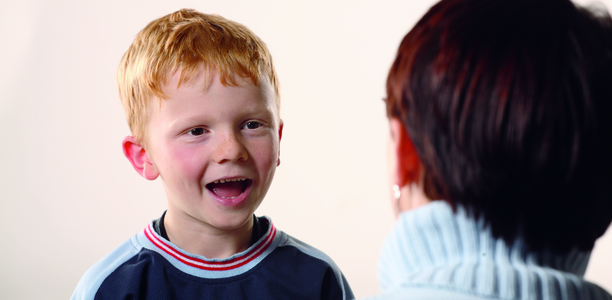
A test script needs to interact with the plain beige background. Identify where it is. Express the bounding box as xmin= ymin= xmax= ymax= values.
xmin=1 ymin=0 xmax=611 ymax=299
